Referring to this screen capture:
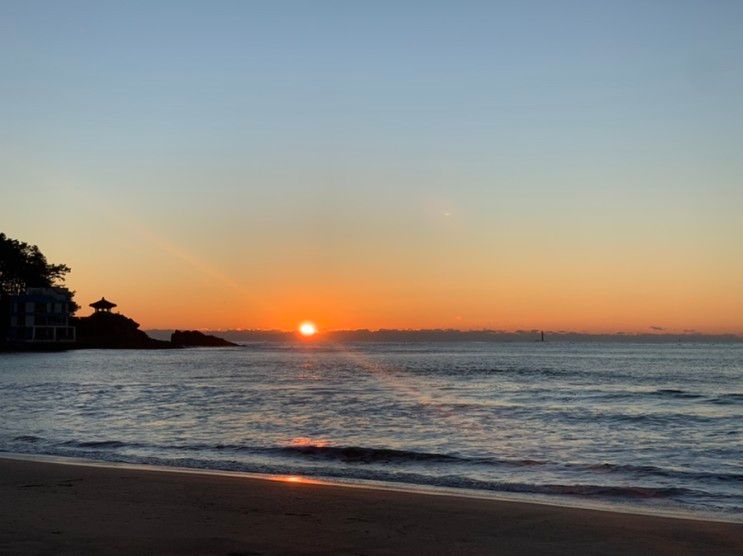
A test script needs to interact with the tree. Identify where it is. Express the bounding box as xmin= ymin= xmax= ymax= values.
xmin=0 ymin=233 xmax=76 ymax=310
